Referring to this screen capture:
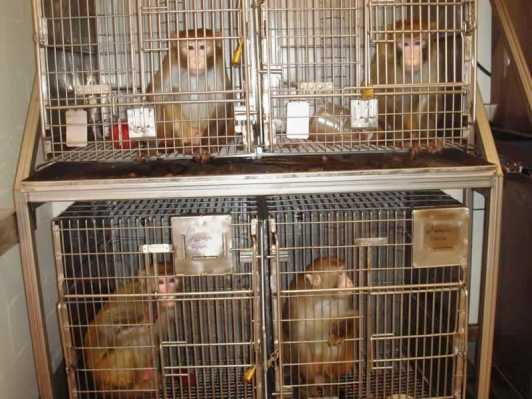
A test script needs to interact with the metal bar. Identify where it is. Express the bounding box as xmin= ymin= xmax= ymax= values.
xmin=20 ymin=170 xmax=496 ymax=203
xmin=14 ymin=75 xmax=40 ymax=192
xmin=476 ymin=174 xmax=503 ymax=399
xmin=491 ymin=0 xmax=532 ymax=117
xmin=14 ymin=191 xmax=54 ymax=399
xmin=476 ymin=87 xmax=503 ymax=175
